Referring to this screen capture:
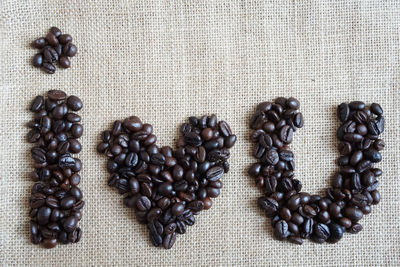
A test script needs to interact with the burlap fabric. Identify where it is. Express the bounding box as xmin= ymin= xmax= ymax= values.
xmin=1 ymin=0 xmax=399 ymax=266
